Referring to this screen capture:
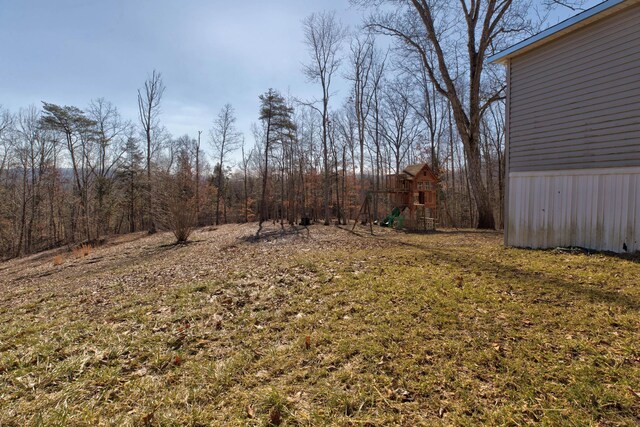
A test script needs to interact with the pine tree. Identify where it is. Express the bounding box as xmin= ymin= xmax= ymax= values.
xmin=116 ymin=137 xmax=144 ymax=233
xmin=258 ymin=89 xmax=296 ymax=224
